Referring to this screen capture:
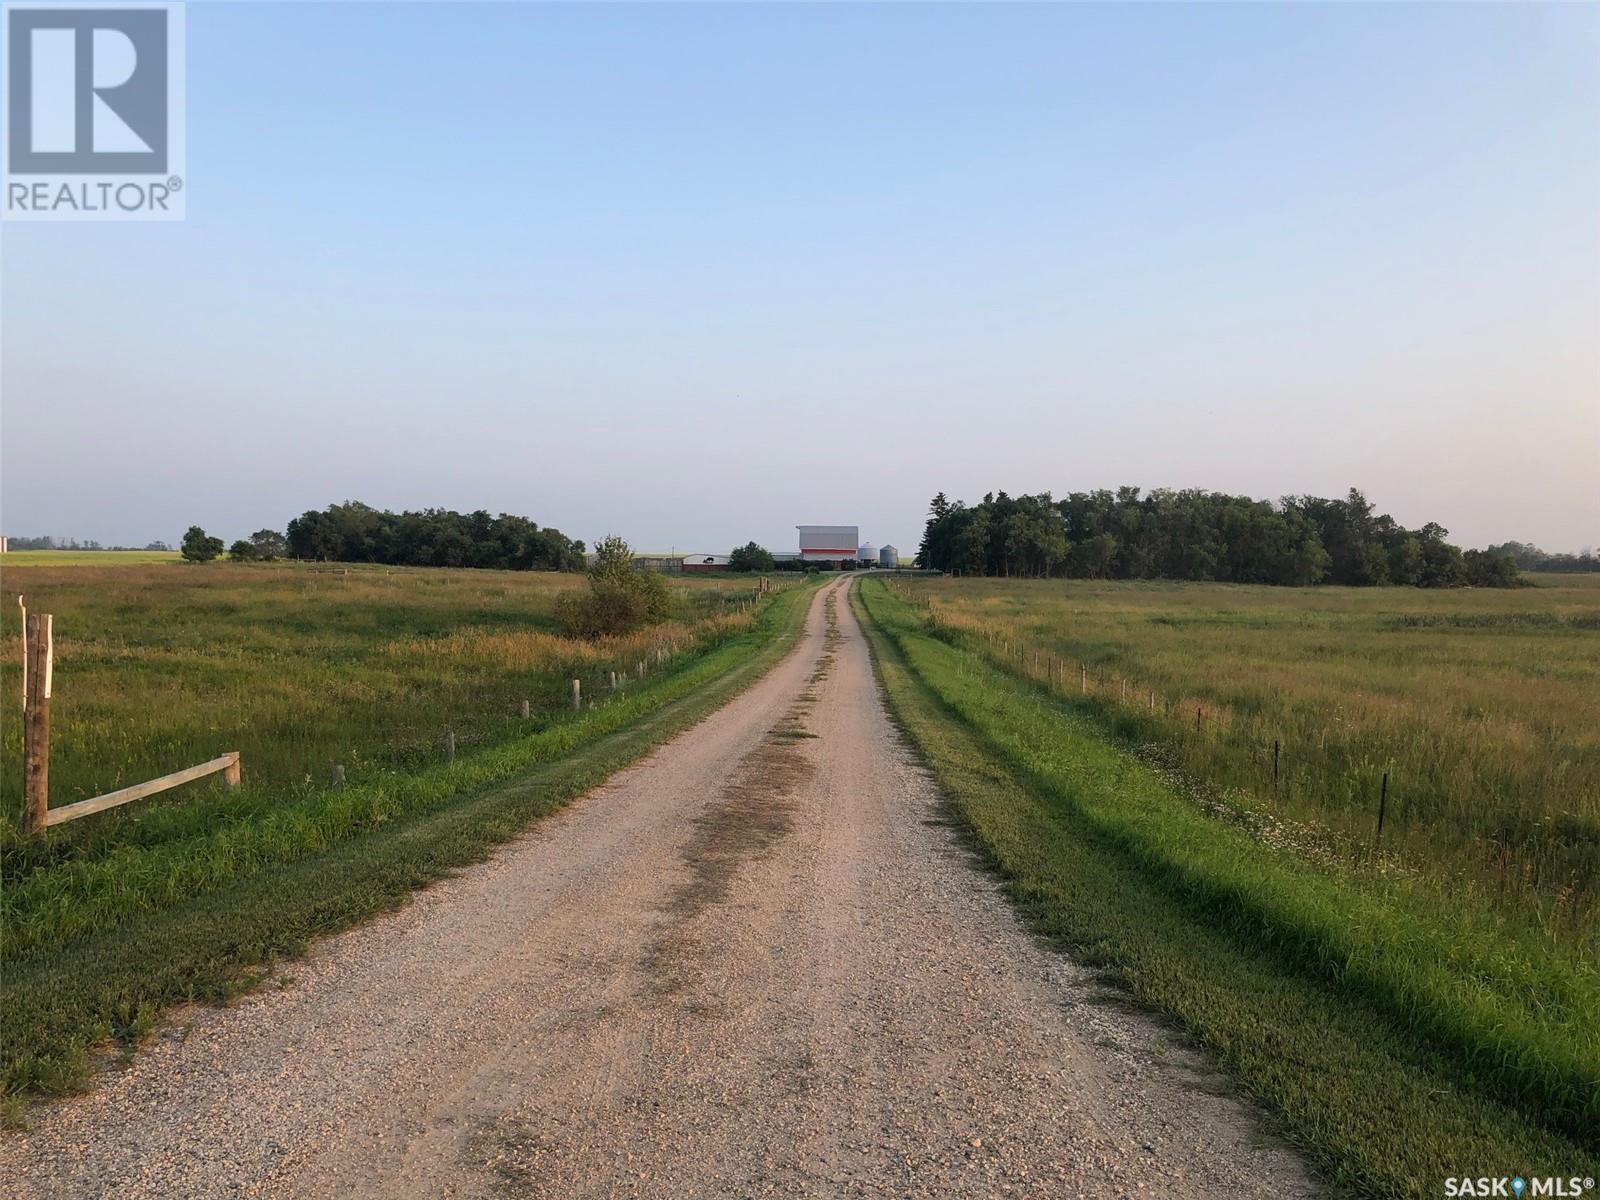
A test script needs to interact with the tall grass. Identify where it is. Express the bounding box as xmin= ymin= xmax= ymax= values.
xmin=853 ymin=578 xmax=1598 ymax=1198
xmin=891 ymin=575 xmax=1600 ymax=944
xmin=0 ymin=564 xmax=774 ymax=835
xmin=0 ymin=567 xmax=815 ymax=1098
xmin=858 ymin=578 xmax=1600 ymax=1153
